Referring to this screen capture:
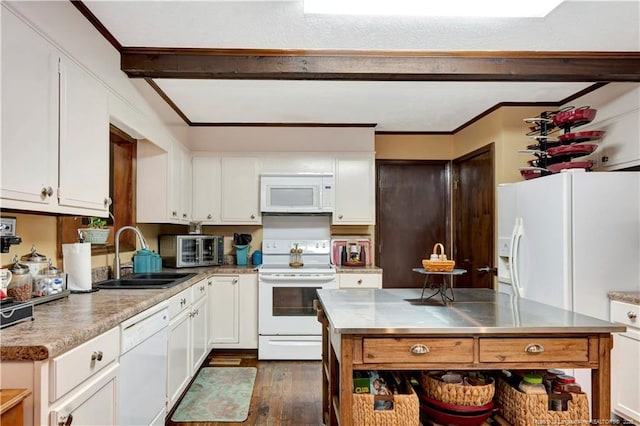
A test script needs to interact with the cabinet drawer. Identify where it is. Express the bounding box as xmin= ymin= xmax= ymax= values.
xmin=611 ymin=301 xmax=639 ymax=329
xmin=191 ymin=278 xmax=208 ymax=302
xmin=339 ymin=273 xmax=381 ymax=289
xmin=50 ymin=327 xmax=119 ymax=401
xmin=479 ymin=338 xmax=589 ymax=363
xmin=363 ymin=338 xmax=474 ymax=363
xmin=169 ymin=288 xmax=192 ymax=318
